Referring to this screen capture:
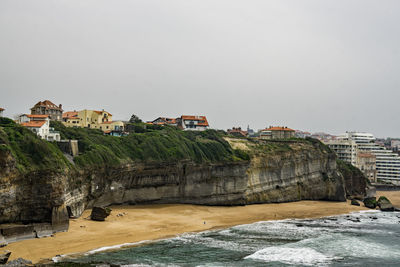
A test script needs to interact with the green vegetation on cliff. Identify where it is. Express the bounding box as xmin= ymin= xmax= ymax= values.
xmin=0 ymin=118 xmax=70 ymax=173
xmin=1 ymin=117 xmax=332 ymax=173
xmin=51 ymin=121 xmax=249 ymax=168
